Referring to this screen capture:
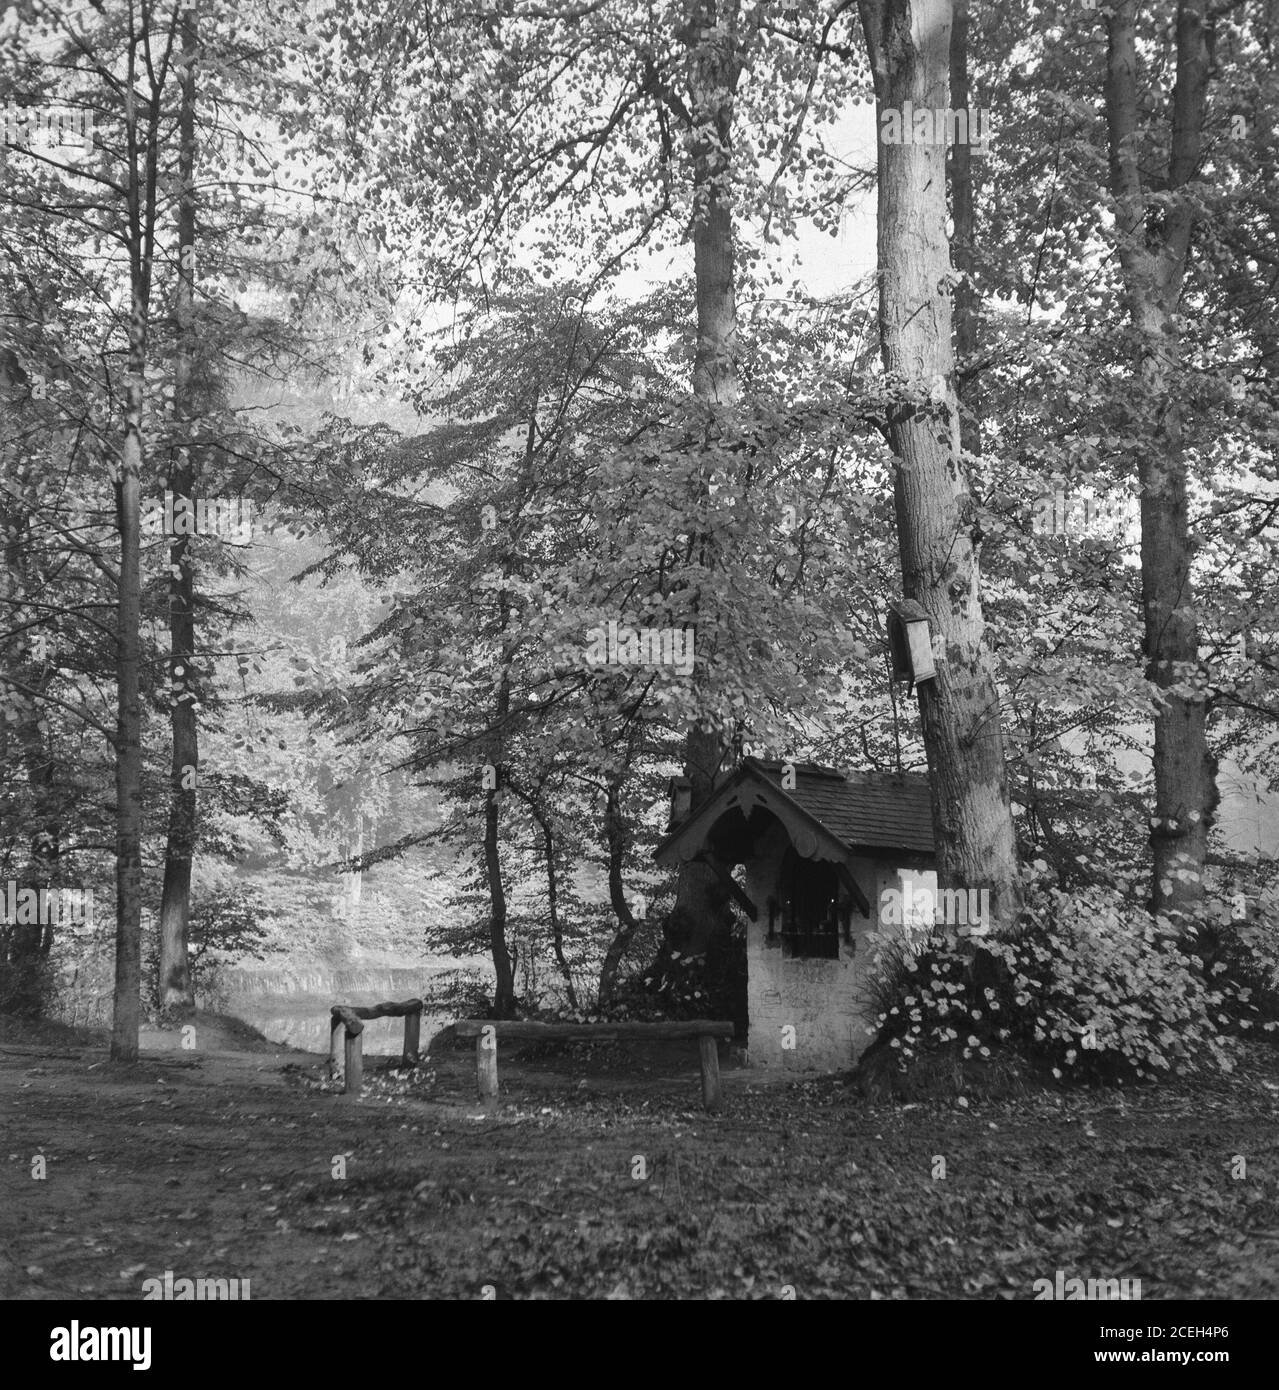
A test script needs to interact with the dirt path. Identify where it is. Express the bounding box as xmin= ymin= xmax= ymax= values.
xmin=3 ymin=1018 xmax=1278 ymax=1300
